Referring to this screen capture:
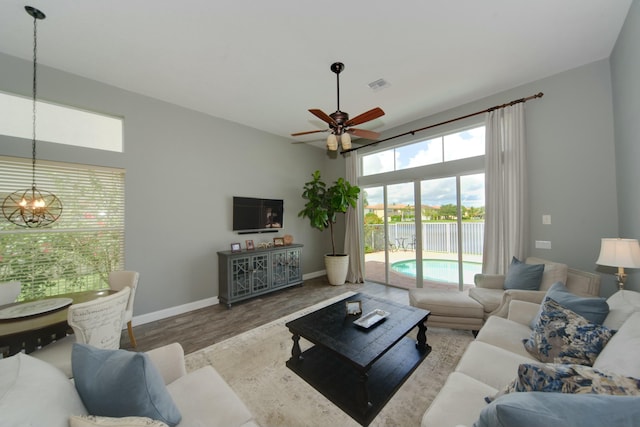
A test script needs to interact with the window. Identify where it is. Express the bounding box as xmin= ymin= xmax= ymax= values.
xmin=0 ymin=157 xmax=125 ymax=300
xmin=0 ymin=91 xmax=123 ymax=152
xmin=360 ymin=125 xmax=485 ymax=290
xmin=362 ymin=126 xmax=485 ymax=176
